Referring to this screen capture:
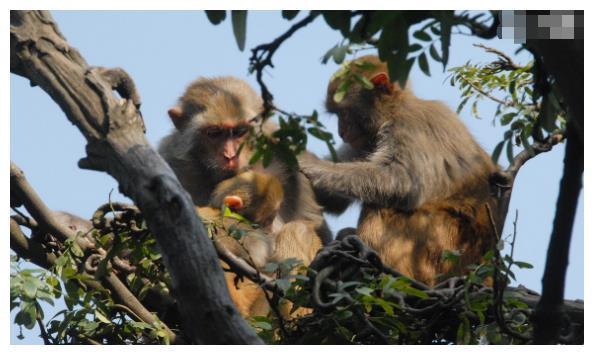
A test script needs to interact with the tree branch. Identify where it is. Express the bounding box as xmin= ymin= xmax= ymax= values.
xmin=532 ymin=124 xmax=583 ymax=344
xmin=491 ymin=133 xmax=565 ymax=235
xmin=454 ymin=11 xmax=500 ymax=39
xmin=9 ymin=169 xmax=177 ymax=343
xmin=249 ymin=11 xmax=319 ymax=115
xmin=11 ymin=10 xmax=261 ymax=344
